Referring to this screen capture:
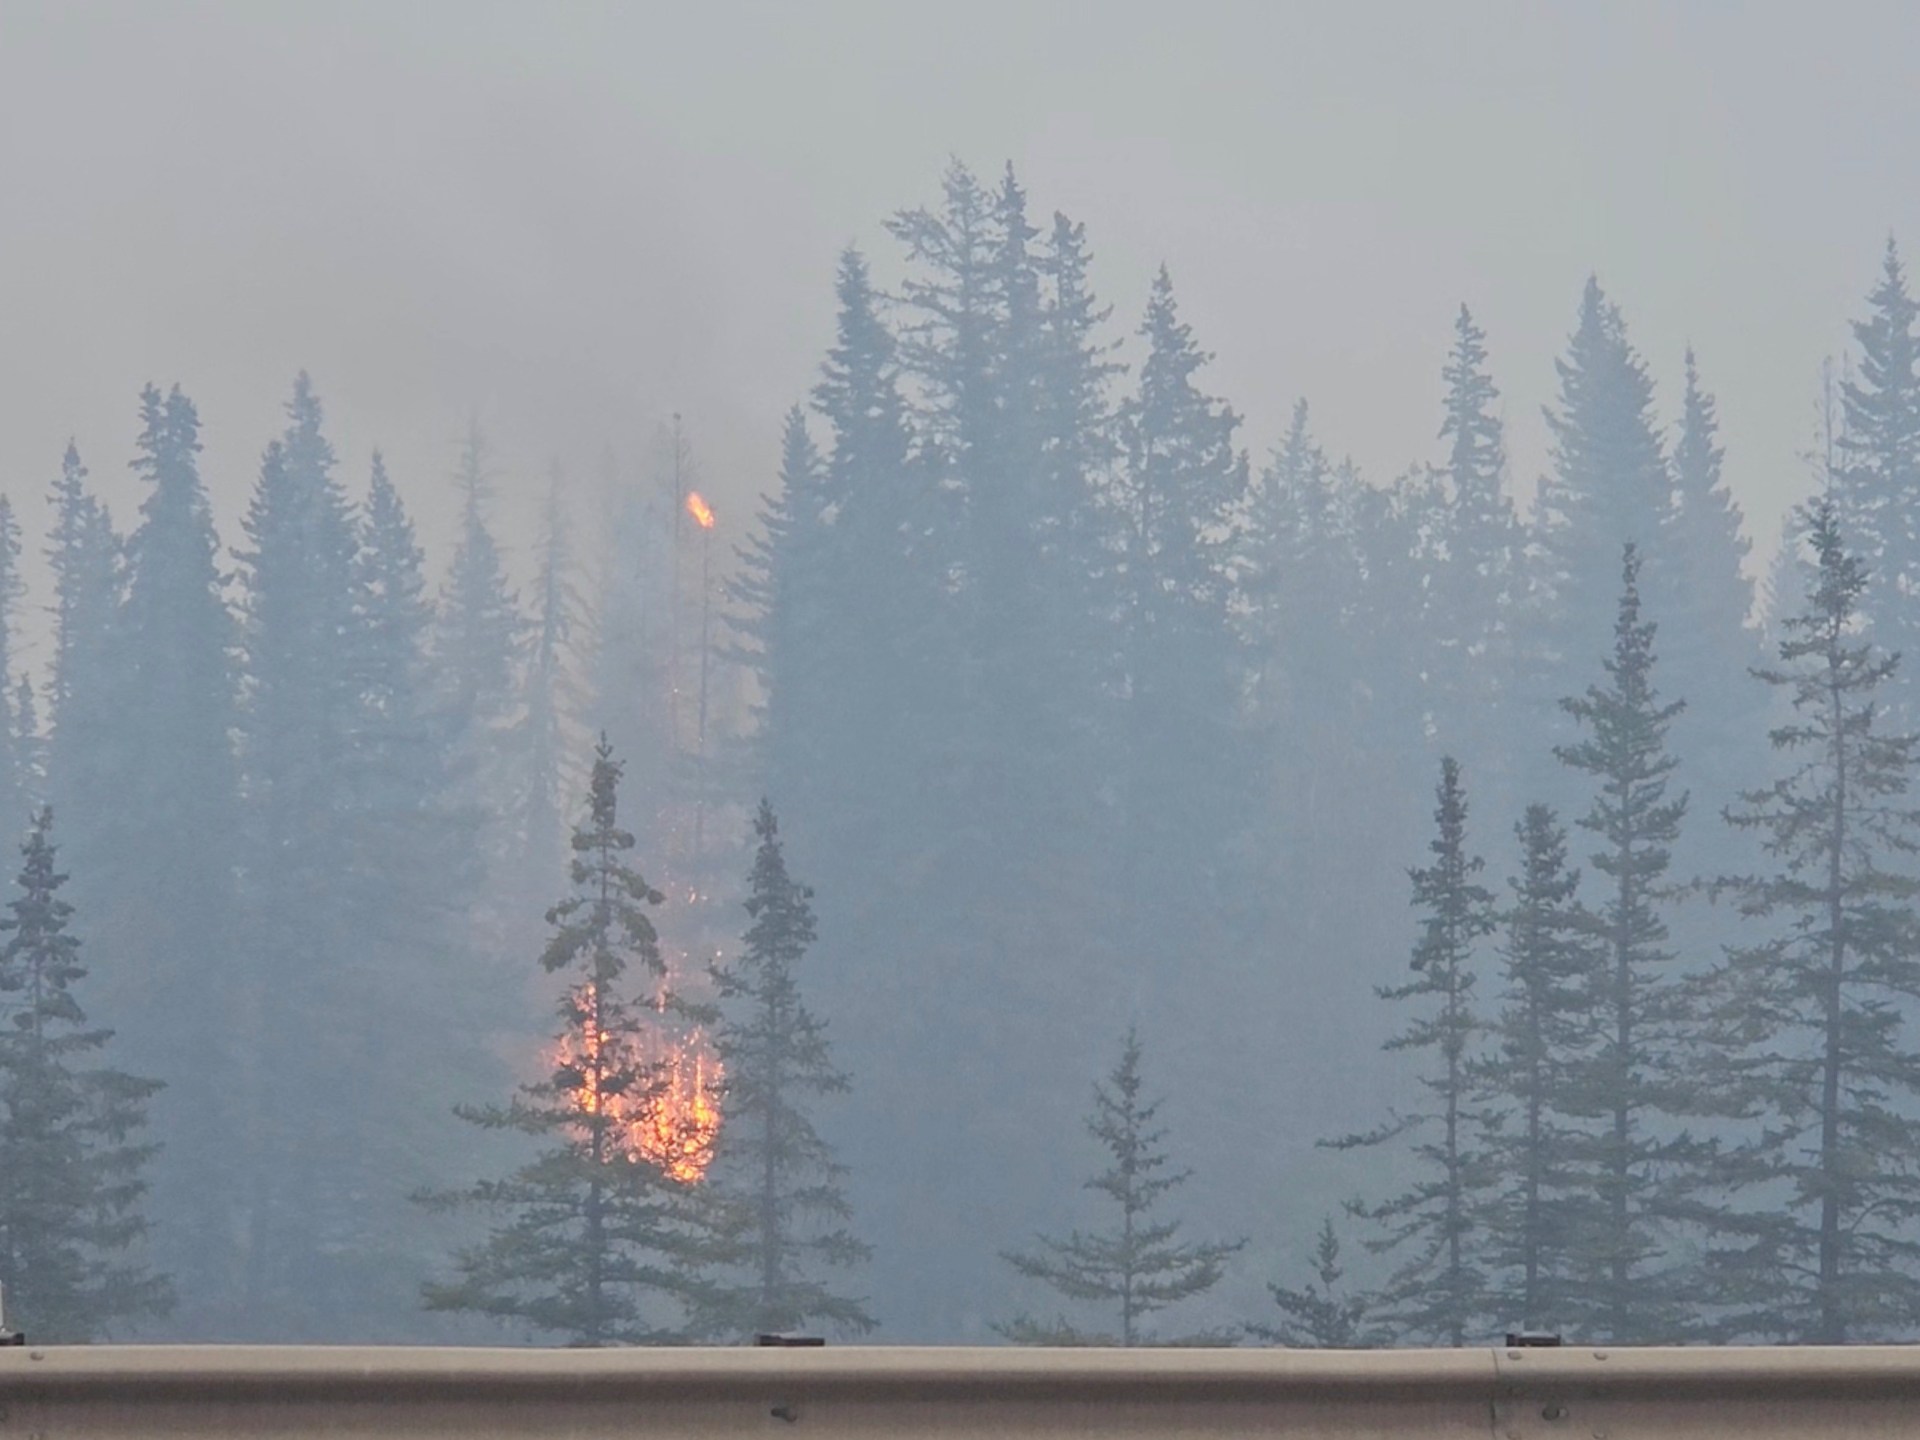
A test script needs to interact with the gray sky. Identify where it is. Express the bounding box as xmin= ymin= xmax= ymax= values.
xmin=4 ymin=0 xmax=1917 ymax=630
